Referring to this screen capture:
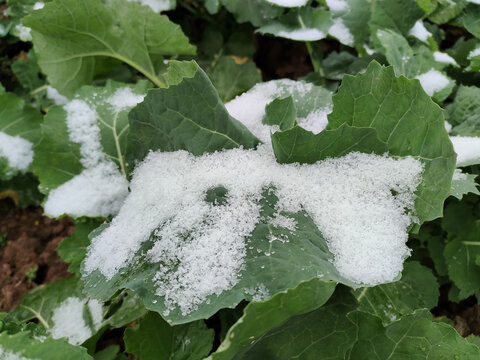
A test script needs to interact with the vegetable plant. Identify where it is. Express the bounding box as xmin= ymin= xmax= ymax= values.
xmin=1 ymin=0 xmax=480 ymax=359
